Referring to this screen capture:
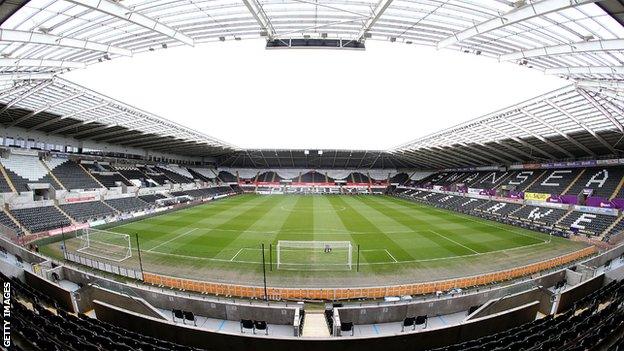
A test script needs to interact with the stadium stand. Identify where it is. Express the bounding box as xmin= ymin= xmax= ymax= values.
xmin=475 ymin=201 xmax=523 ymax=217
xmin=138 ymin=166 xmax=171 ymax=186
xmin=0 ymin=210 xmax=22 ymax=236
xmin=565 ymin=167 xmax=624 ymax=198
xmin=416 ymin=172 xmax=450 ymax=187
xmin=472 ymin=171 xmax=513 ymax=189
xmin=115 ymin=165 xmax=151 ymax=184
xmin=104 ymin=197 xmax=150 ymax=213
xmin=508 ymin=205 xmax=569 ymax=227
xmin=349 ymin=172 xmax=370 ymax=184
xmin=389 ymin=173 xmax=409 ymax=185
xmin=1 ymin=154 xmax=61 ymax=192
xmin=301 ymin=171 xmax=326 ymax=183
xmin=10 ymin=206 xmax=71 ymax=233
xmin=1 ymin=270 xmax=203 ymax=351
xmin=0 ymin=167 xmax=12 ymax=193
xmin=139 ymin=194 xmax=168 ymax=204
xmin=429 ymin=279 xmax=624 ymax=351
xmin=556 ymin=211 xmax=616 ymax=237
xmin=525 ymin=169 xmax=583 ymax=195
xmin=257 ymin=171 xmax=280 ymax=183
xmin=434 ymin=172 xmax=470 ymax=186
xmin=60 ymin=201 xmax=116 ymax=222
xmin=82 ymin=163 xmax=132 ymax=188
xmin=156 ymin=165 xmax=193 ymax=184
xmin=465 ymin=173 xmax=491 ymax=187
xmin=217 ymin=171 xmax=237 ymax=183
xmin=187 ymin=168 xmax=215 ymax=183
xmin=501 ymin=170 xmax=544 ymax=190
xmin=47 ymin=159 xmax=102 ymax=190
xmin=91 ymin=173 xmax=131 ymax=188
